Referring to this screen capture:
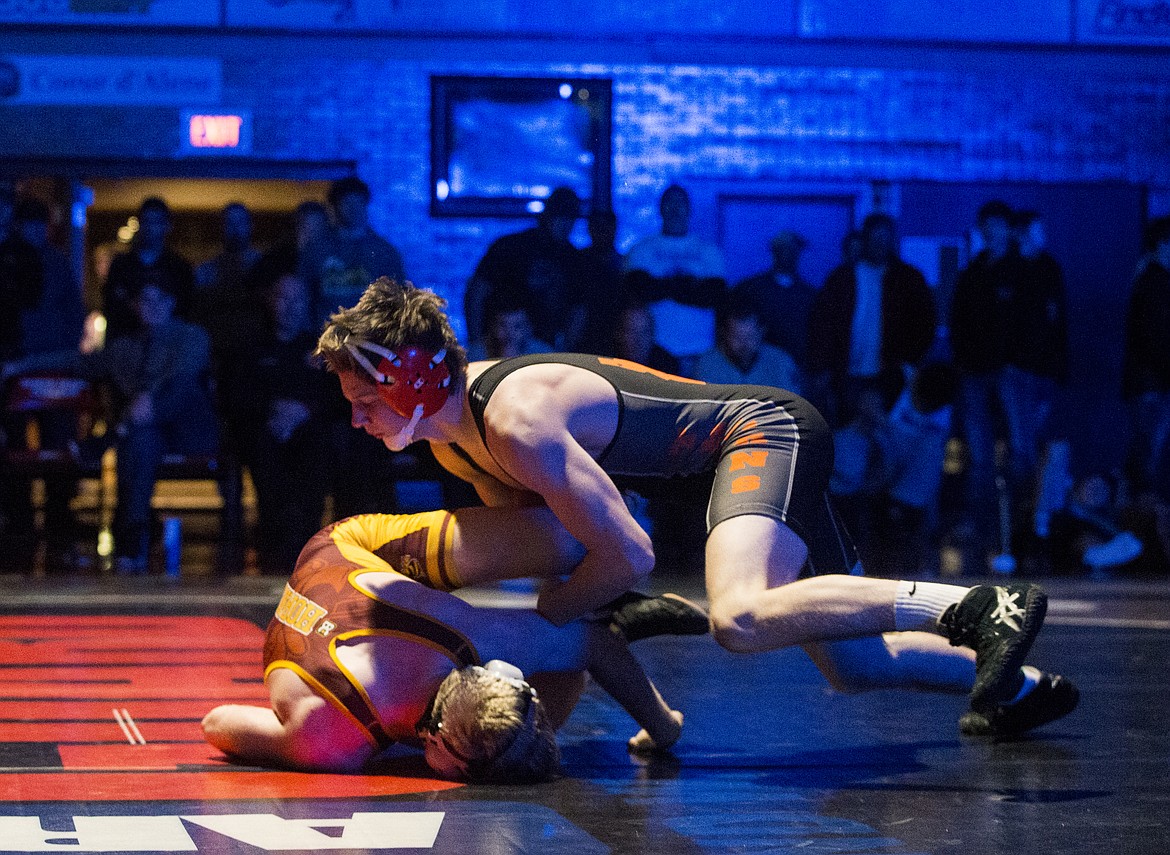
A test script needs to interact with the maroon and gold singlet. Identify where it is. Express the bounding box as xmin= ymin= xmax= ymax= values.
xmin=262 ymin=513 xmax=479 ymax=749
